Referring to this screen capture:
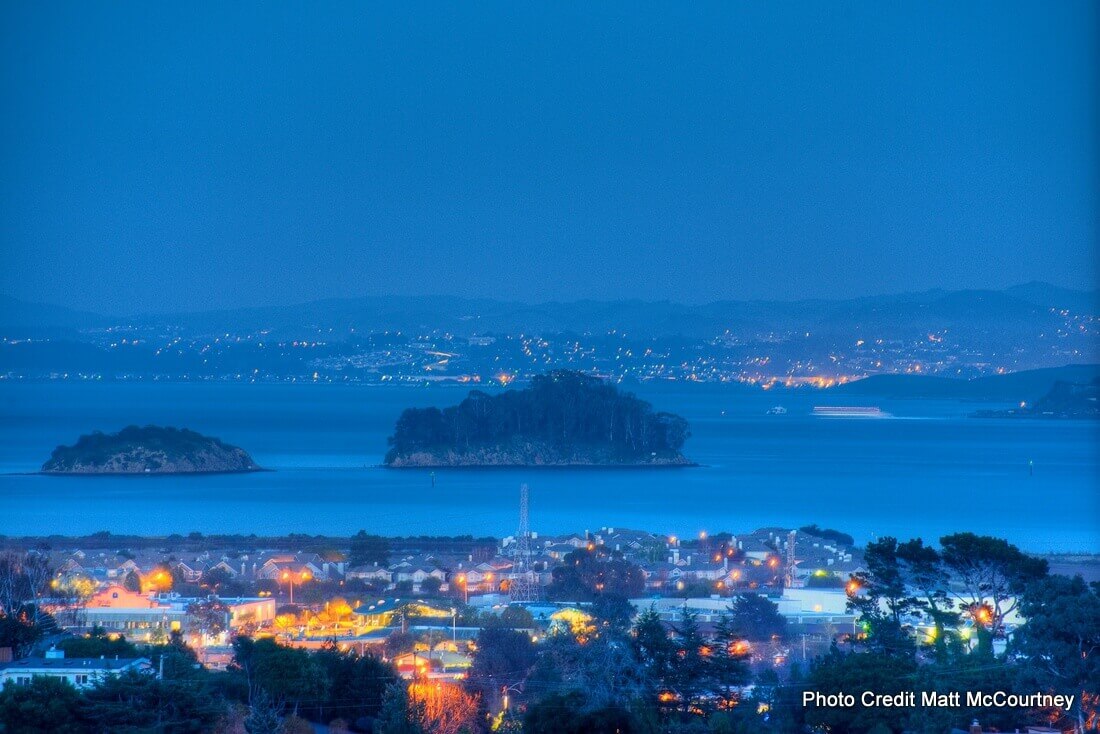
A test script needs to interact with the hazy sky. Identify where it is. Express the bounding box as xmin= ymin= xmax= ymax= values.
xmin=1 ymin=2 xmax=1097 ymax=313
